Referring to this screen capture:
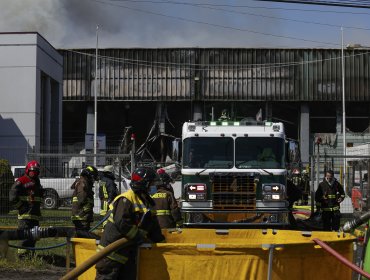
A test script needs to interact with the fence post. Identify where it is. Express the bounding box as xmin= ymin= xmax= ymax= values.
xmin=367 ymin=161 xmax=370 ymax=210
xmin=310 ymin=155 xmax=315 ymax=213
xmin=316 ymin=153 xmax=320 ymax=191
xmin=130 ymin=135 xmax=136 ymax=174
